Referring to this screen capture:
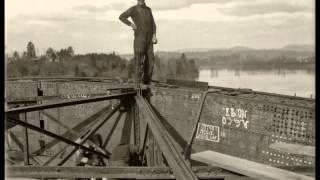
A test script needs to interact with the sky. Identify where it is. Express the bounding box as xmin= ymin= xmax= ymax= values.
xmin=5 ymin=0 xmax=315 ymax=55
